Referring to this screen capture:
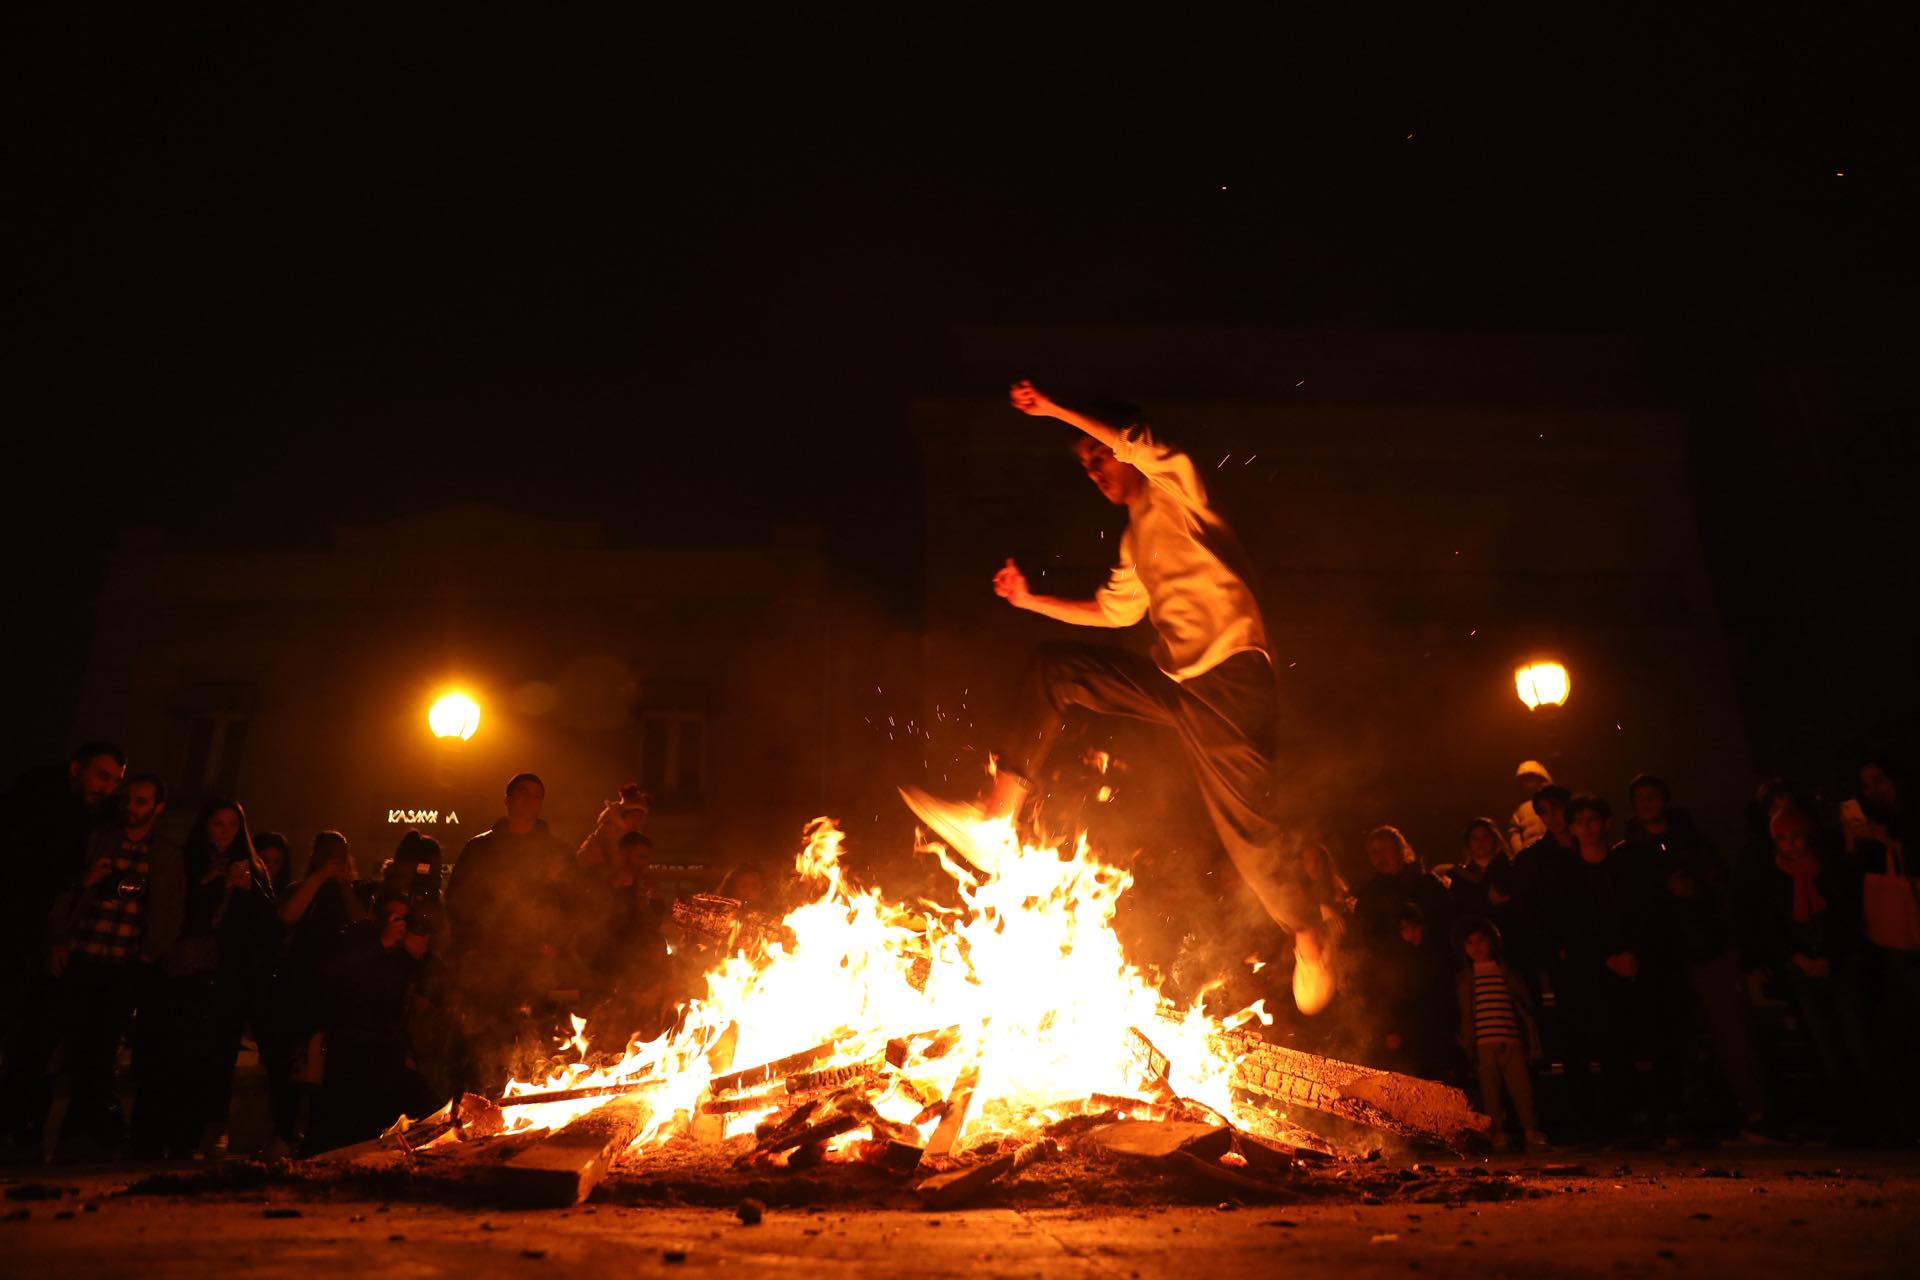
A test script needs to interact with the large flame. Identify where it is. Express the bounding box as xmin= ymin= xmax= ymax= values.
xmin=496 ymin=815 xmax=1270 ymax=1155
